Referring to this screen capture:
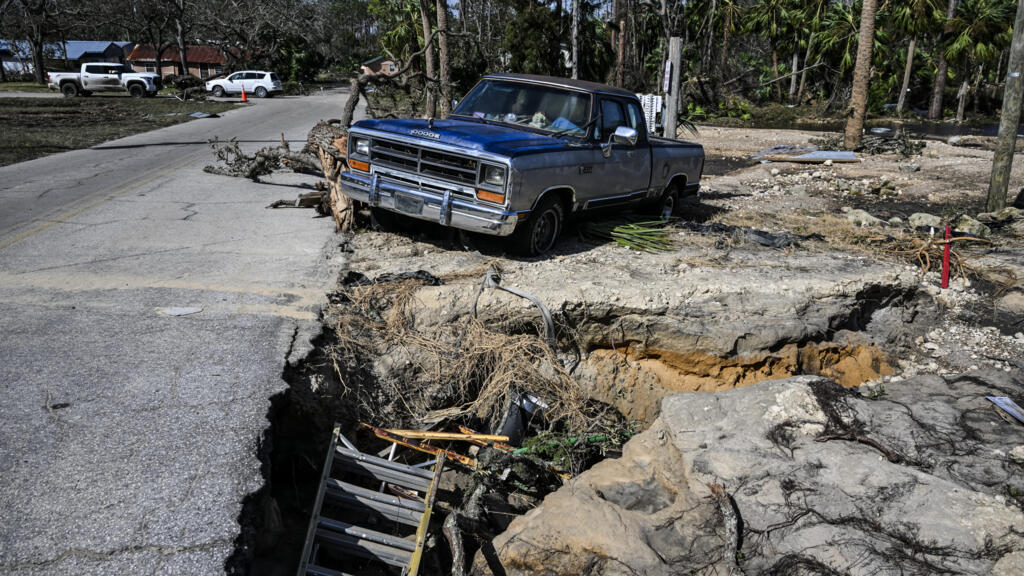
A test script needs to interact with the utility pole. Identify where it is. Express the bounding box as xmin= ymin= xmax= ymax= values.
xmin=664 ymin=36 xmax=682 ymax=139
xmin=987 ymin=0 xmax=1024 ymax=211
